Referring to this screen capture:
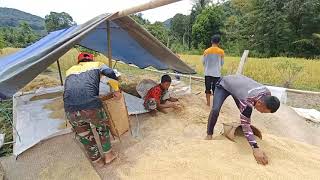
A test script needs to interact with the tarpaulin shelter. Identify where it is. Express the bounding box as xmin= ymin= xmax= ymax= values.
xmin=0 ymin=11 xmax=195 ymax=99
